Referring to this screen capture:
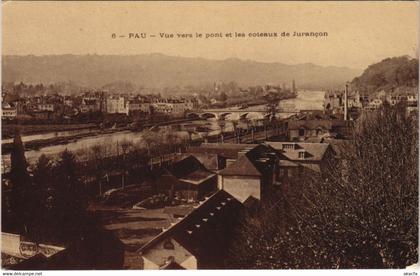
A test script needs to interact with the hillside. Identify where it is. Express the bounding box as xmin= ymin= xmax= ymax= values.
xmin=2 ymin=54 xmax=360 ymax=92
xmin=351 ymin=56 xmax=418 ymax=95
